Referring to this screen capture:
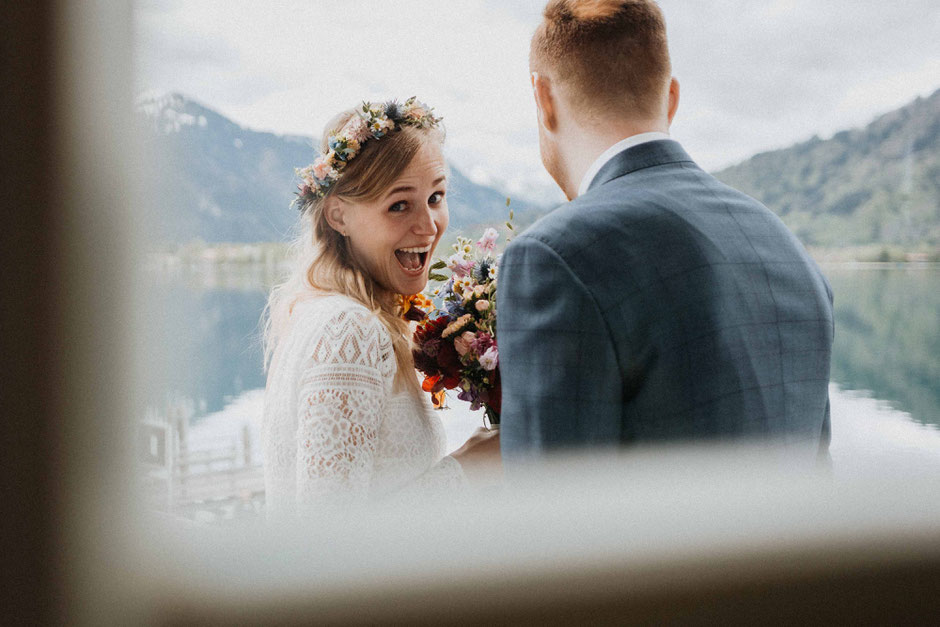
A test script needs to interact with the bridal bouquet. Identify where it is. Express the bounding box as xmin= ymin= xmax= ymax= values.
xmin=410 ymin=213 xmax=514 ymax=427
